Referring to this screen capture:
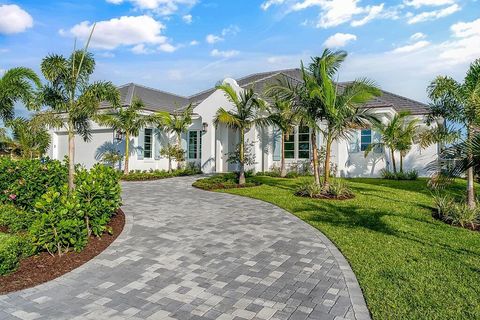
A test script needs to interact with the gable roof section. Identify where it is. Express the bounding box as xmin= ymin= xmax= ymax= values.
xmin=115 ymin=83 xmax=190 ymax=113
